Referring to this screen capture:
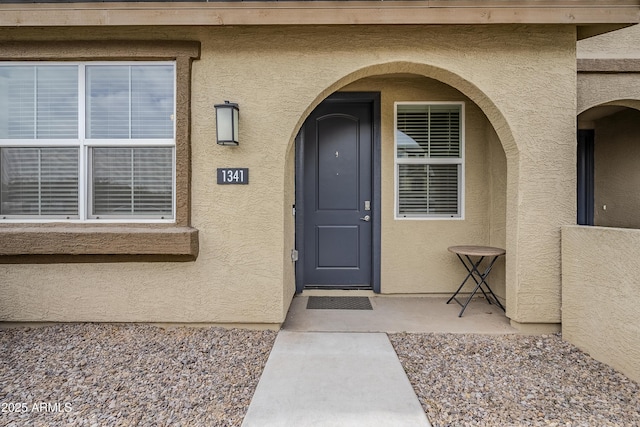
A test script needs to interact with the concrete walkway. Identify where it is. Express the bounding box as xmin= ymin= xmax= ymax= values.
xmin=242 ymin=331 xmax=431 ymax=427
xmin=243 ymin=295 xmax=516 ymax=426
